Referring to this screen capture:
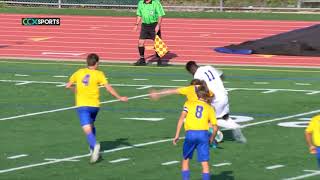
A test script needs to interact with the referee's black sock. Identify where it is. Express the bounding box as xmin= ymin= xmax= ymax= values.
xmin=138 ymin=46 xmax=145 ymax=59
